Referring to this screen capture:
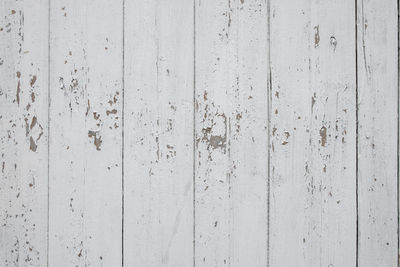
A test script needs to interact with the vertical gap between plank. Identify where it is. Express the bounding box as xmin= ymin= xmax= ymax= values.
xmin=47 ymin=0 xmax=51 ymax=265
xmin=397 ymin=0 xmax=400 ymax=266
xmin=193 ymin=0 xmax=196 ymax=266
xmin=266 ymin=0 xmax=271 ymax=266
xmin=121 ymin=0 xmax=125 ymax=266
xmin=355 ymin=0 xmax=359 ymax=266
